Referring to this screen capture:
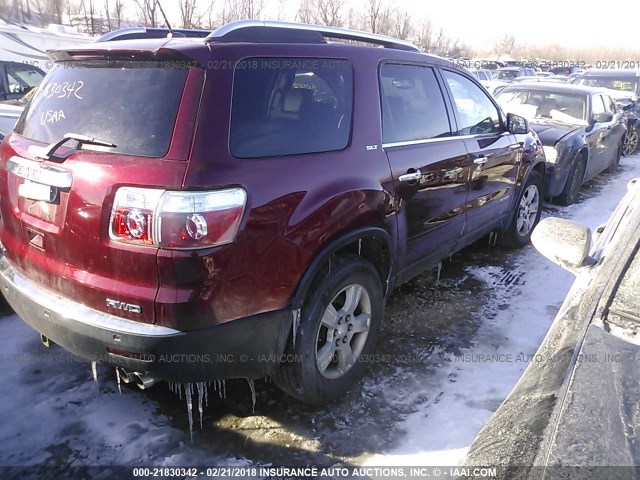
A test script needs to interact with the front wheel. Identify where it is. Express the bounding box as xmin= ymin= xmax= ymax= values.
xmin=557 ymin=156 xmax=586 ymax=206
xmin=622 ymin=128 xmax=639 ymax=157
xmin=273 ymin=256 xmax=384 ymax=405
xmin=605 ymin=142 xmax=623 ymax=174
xmin=499 ymin=171 xmax=543 ymax=248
